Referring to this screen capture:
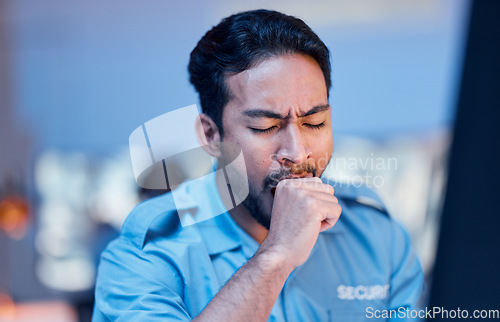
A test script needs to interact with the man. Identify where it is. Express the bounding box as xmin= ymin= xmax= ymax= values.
xmin=93 ymin=9 xmax=424 ymax=321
